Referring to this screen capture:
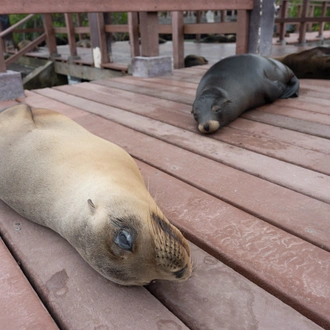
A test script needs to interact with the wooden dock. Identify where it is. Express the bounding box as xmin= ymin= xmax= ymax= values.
xmin=1 ymin=65 xmax=330 ymax=329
